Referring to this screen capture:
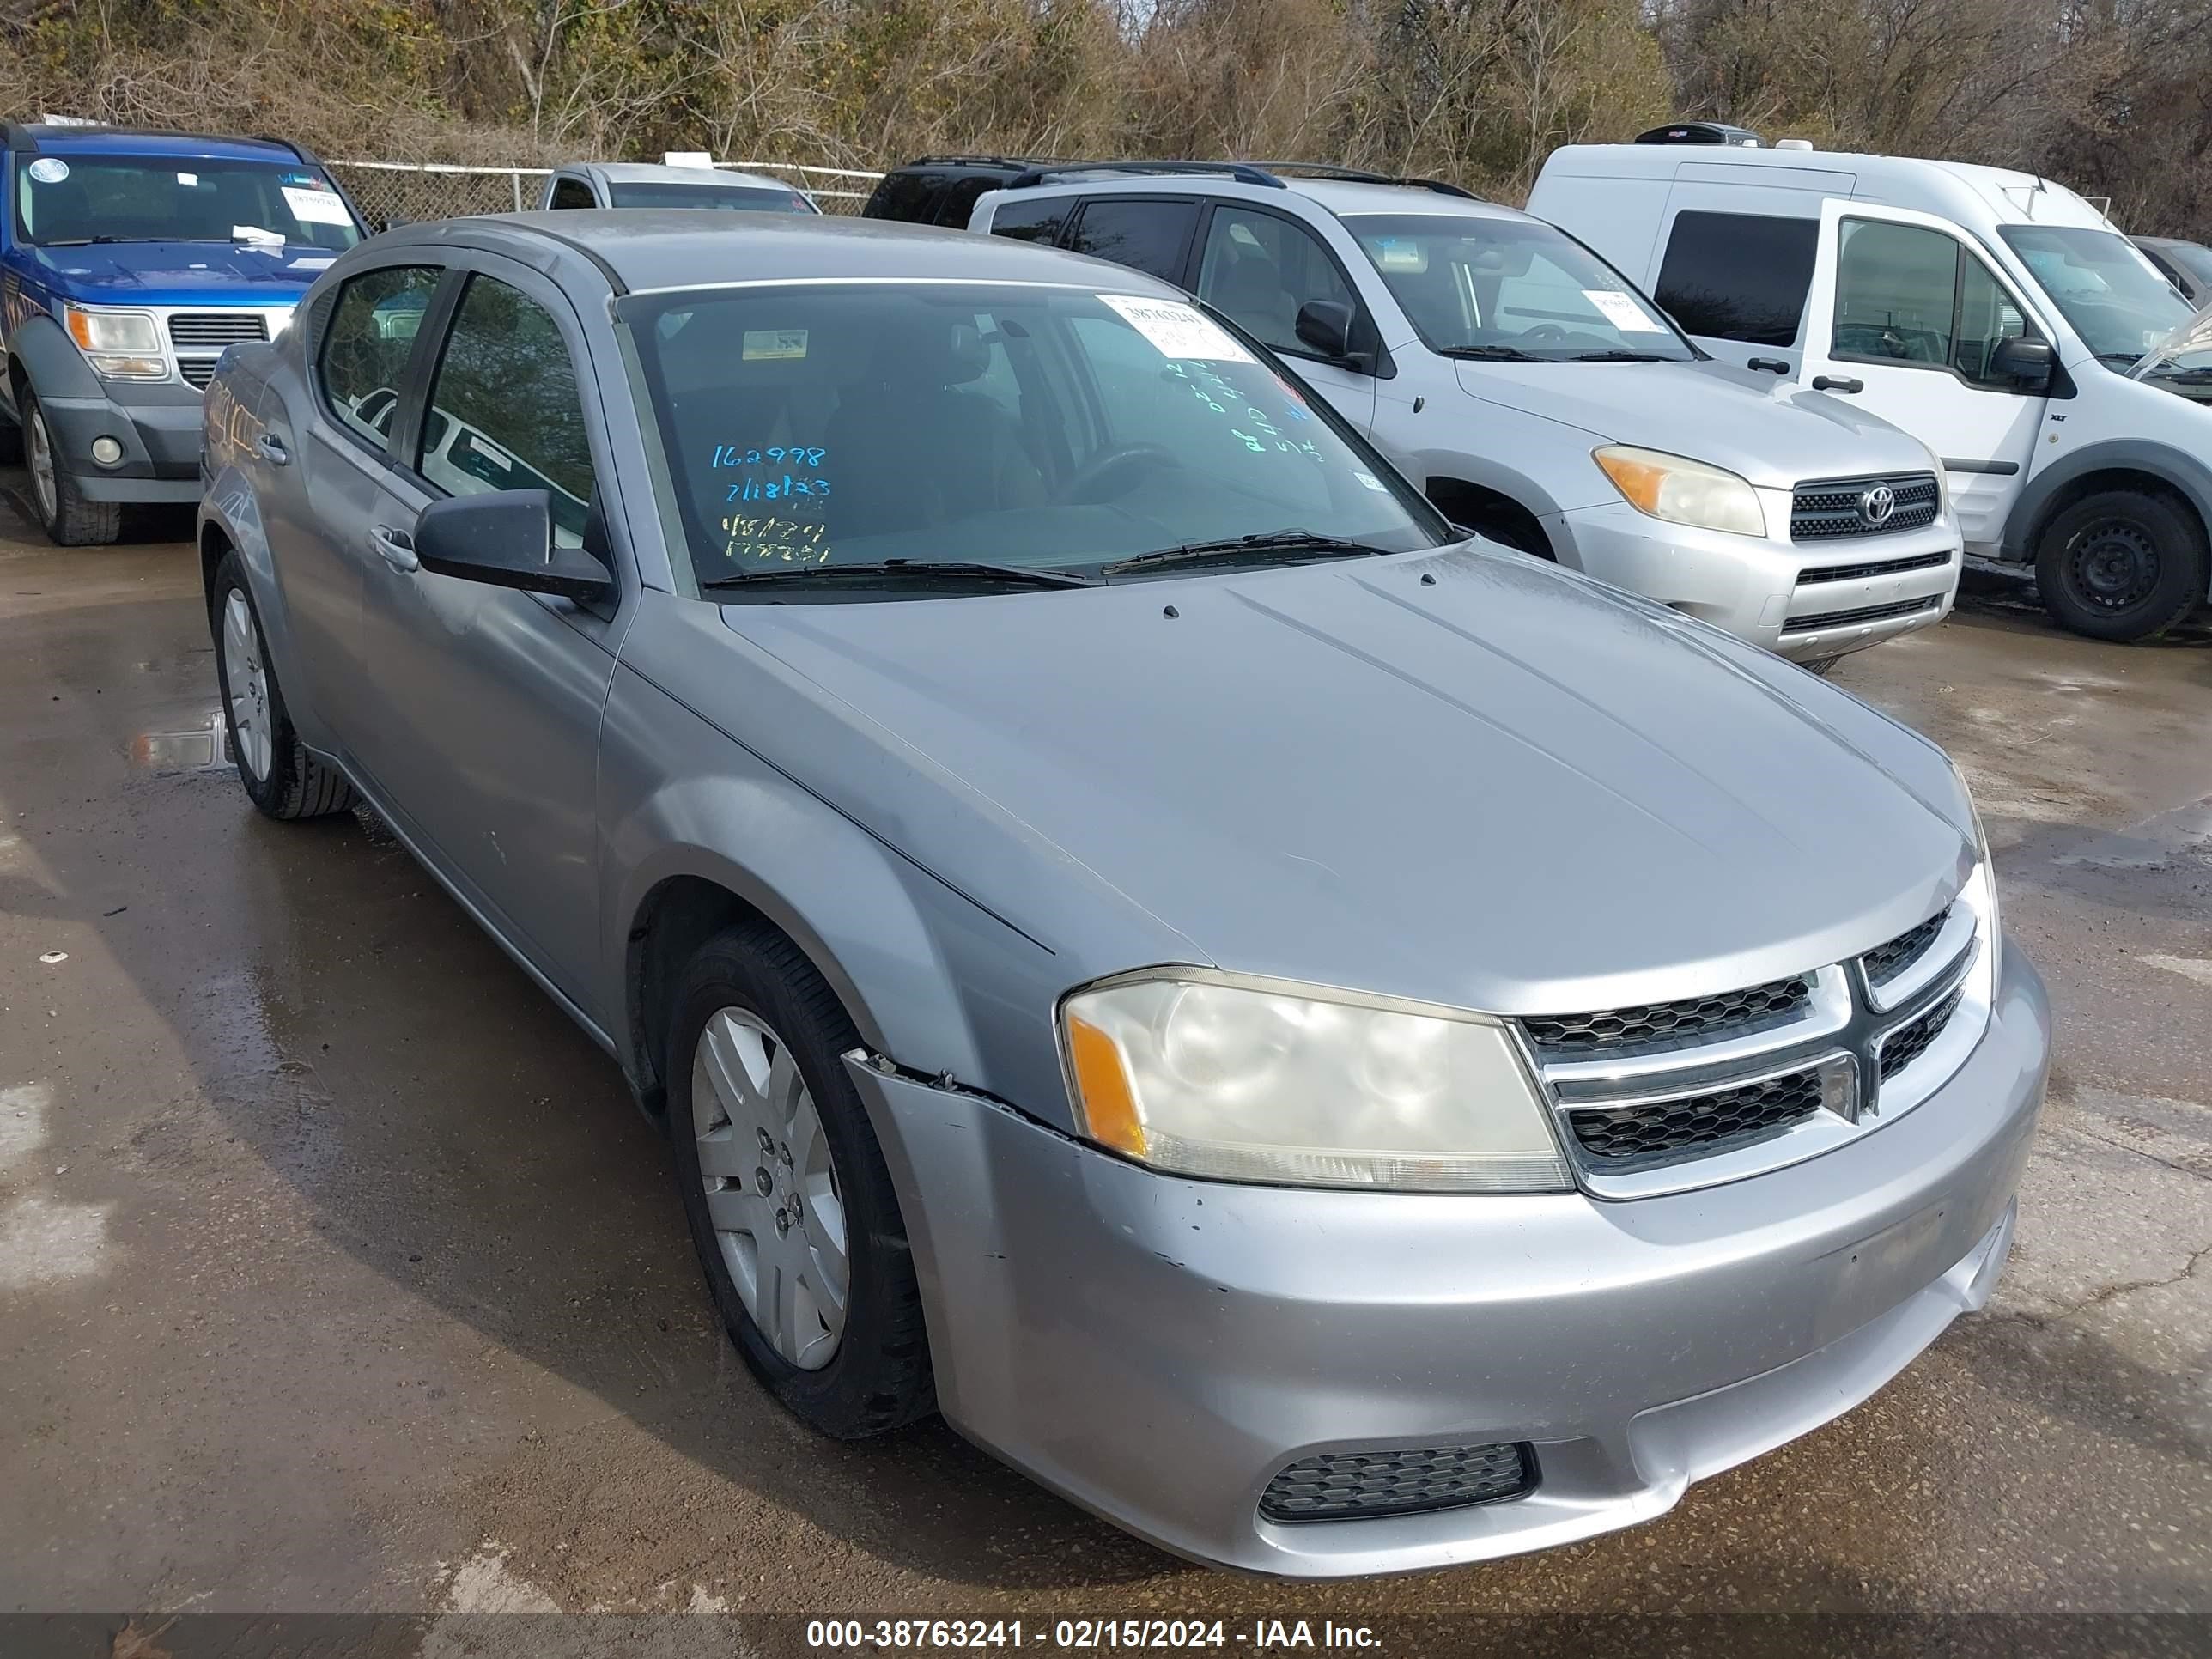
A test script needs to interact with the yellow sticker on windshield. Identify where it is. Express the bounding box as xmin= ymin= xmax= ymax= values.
xmin=743 ymin=328 xmax=809 ymax=361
